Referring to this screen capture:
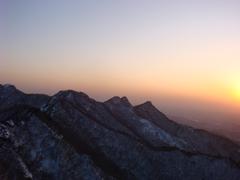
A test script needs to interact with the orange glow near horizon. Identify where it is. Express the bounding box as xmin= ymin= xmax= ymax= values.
xmin=232 ymin=82 xmax=240 ymax=101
